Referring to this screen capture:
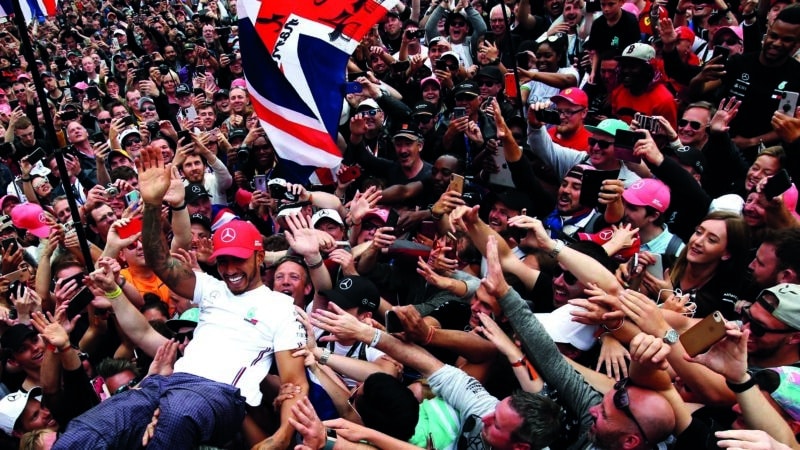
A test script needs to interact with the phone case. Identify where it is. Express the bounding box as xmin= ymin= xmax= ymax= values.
xmin=680 ymin=311 xmax=727 ymax=357
xmin=448 ymin=175 xmax=465 ymax=193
